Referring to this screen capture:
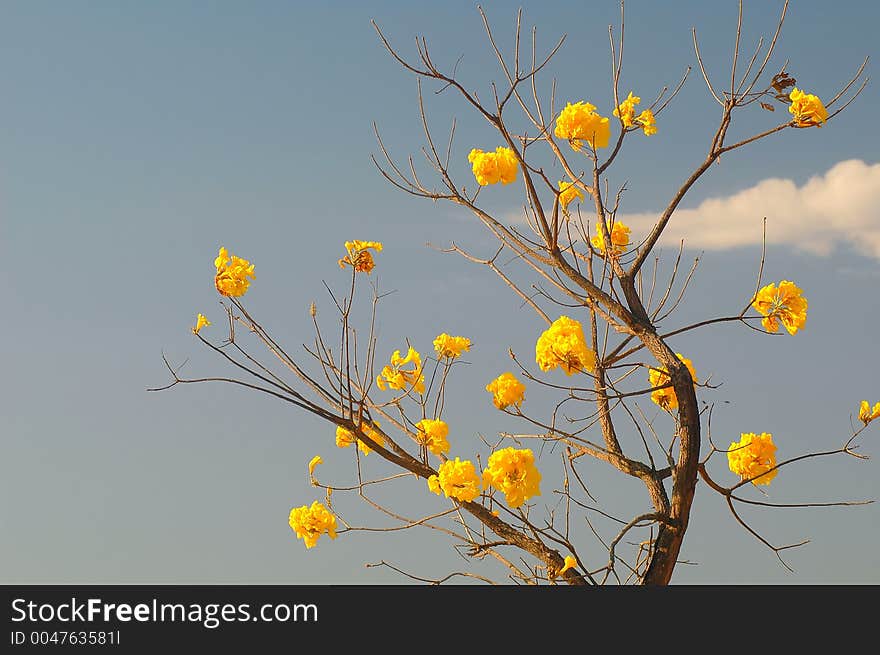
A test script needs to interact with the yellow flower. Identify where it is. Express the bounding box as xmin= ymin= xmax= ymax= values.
xmin=494 ymin=147 xmax=519 ymax=184
xmin=482 ymin=446 xmax=542 ymax=508
xmin=648 ymin=353 xmax=697 ymax=411
xmin=556 ymin=555 xmax=578 ymax=578
xmin=636 ymin=109 xmax=657 ymax=136
xmin=308 ymin=455 xmax=323 ymax=477
xmin=214 ymin=247 xmax=256 ymax=298
xmin=554 ymin=101 xmax=610 ymax=151
xmin=427 ymin=457 xmax=482 ymax=503
xmin=727 ymin=432 xmax=778 ymax=486
xmin=192 ymin=313 xmax=211 ymax=335
xmin=613 ymin=91 xmax=641 ymax=127
xmin=486 ymin=372 xmax=526 ymax=410
xmin=558 ymin=180 xmax=584 ymax=211
xmin=788 ymin=88 xmax=828 ymax=127
xmin=467 ymin=147 xmax=518 ymax=186
xmin=591 ymin=219 xmax=631 ymax=255
xmin=335 ymin=421 xmax=384 ymax=456
xmin=415 ymin=419 xmax=450 ymax=456
xmin=360 ymin=422 xmax=385 ymax=454
xmin=535 ymin=316 xmax=596 ymax=375
xmin=752 ymin=280 xmax=808 ymax=335
xmin=433 ymin=333 xmax=472 ymax=359
xmin=376 ymin=346 xmax=425 ymax=394
xmin=338 ymin=240 xmax=383 ymax=274
xmin=858 ymin=400 xmax=880 ymax=424
xmin=335 ymin=425 xmax=355 ymax=450
xmin=288 ymin=500 xmax=338 ymax=549
xmin=468 ymin=149 xmax=498 ymax=186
